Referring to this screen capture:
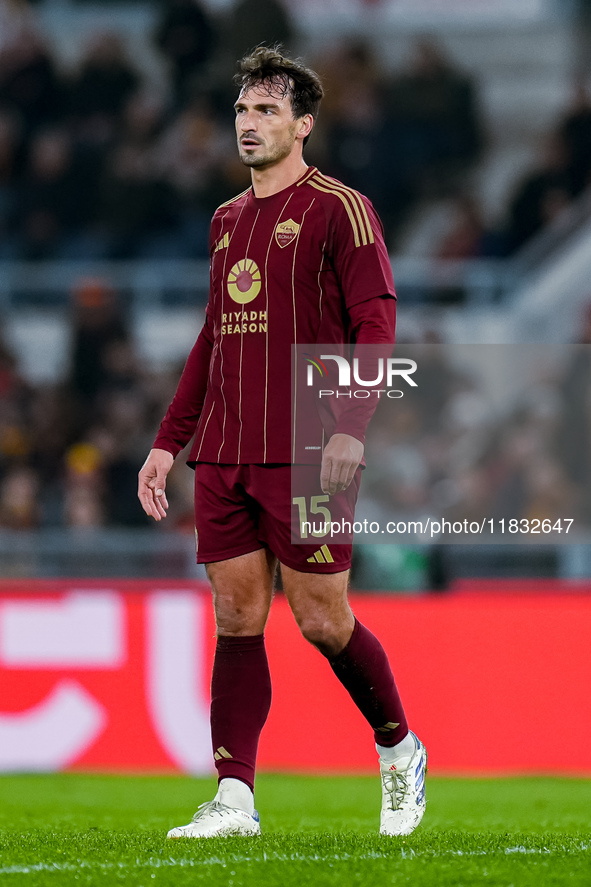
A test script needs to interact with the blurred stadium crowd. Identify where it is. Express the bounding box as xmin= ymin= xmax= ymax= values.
xmin=363 ymin=337 xmax=591 ymax=534
xmin=0 ymin=0 xmax=489 ymax=261
xmin=2 ymin=0 xmax=591 ymax=535
xmin=1 ymin=1 xmax=591 ymax=261
xmin=0 ymin=278 xmax=196 ymax=530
